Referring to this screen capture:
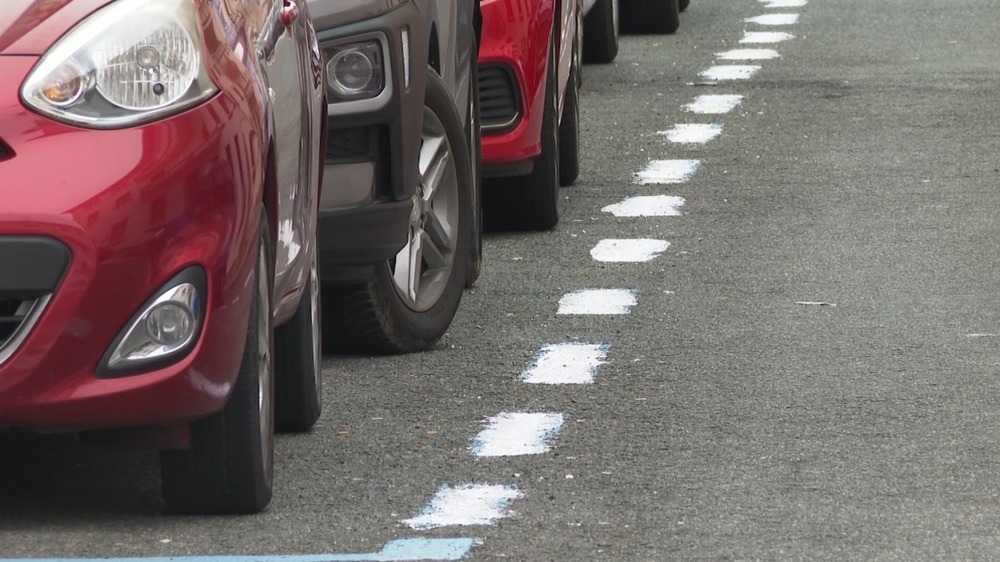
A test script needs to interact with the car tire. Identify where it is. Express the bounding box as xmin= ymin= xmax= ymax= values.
xmin=679 ymin=0 xmax=690 ymax=12
xmin=583 ymin=0 xmax=619 ymax=64
xmin=160 ymin=208 xmax=275 ymax=514
xmin=466 ymin=33 xmax=484 ymax=289
xmin=323 ymin=69 xmax=473 ymax=354
xmin=483 ymin=35 xmax=560 ymax=231
xmin=621 ymin=0 xmax=680 ymax=35
xmin=559 ymin=38 xmax=581 ymax=187
xmin=274 ymin=246 xmax=321 ymax=433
